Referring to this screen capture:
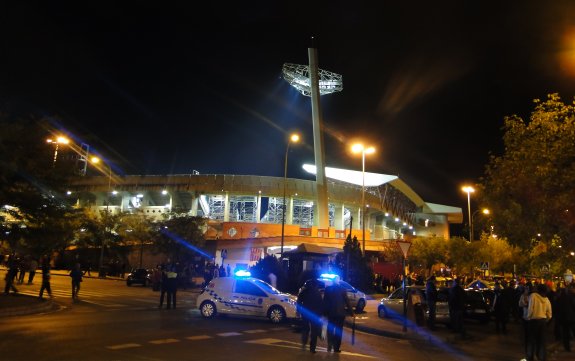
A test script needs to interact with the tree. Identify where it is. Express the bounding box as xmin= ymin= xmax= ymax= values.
xmin=117 ymin=213 xmax=154 ymax=268
xmin=152 ymin=213 xmax=206 ymax=263
xmin=335 ymin=235 xmax=373 ymax=290
xmin=480 ymin=94 xmax=575 ymax=251
xmin=409 ymin=236 xmax=448 ymax=275
xmin=0 ymin=116 xmax=79 ymax=257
